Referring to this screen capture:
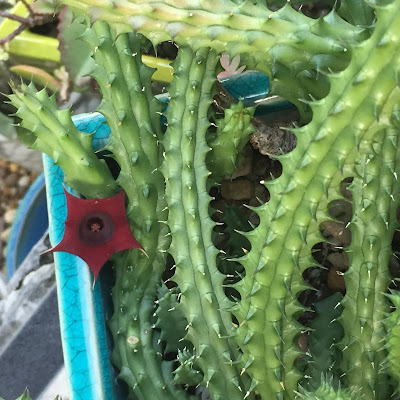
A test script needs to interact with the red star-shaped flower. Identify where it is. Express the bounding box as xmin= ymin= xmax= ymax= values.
xmin=48 ymin=188 xmax=144 ymax=282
